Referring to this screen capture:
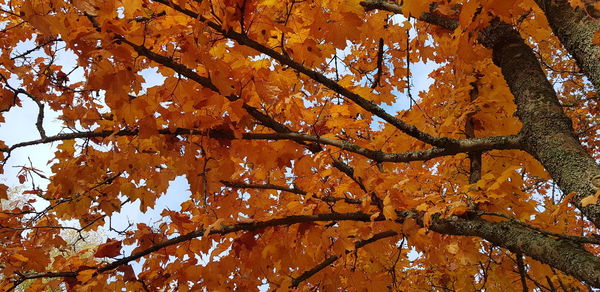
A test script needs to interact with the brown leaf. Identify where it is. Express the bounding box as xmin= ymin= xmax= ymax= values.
xmin=94 ymin=239 xmax=122 ymax=258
